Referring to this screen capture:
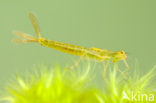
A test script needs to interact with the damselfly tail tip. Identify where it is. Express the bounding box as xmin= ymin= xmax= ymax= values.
xmin=12 ymin=30 xmax=38 ymax=44
xmin=12 ymin=31 xmax=25 ymax=37
xmin=12 ymin=39 xmax=38 ymax=44
xmin=12 ymin=39 xmax=27 ymax=44
xmin=28 ymin=12 xmax=42 ymax=39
